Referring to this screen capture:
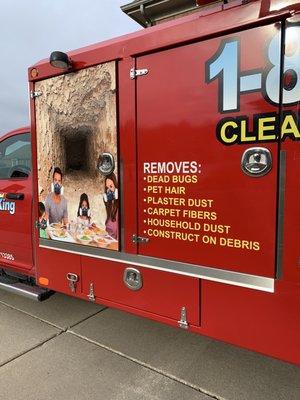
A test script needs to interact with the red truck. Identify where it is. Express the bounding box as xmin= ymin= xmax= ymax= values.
xmin=0 ymin=0 xmax=300 ymax=365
